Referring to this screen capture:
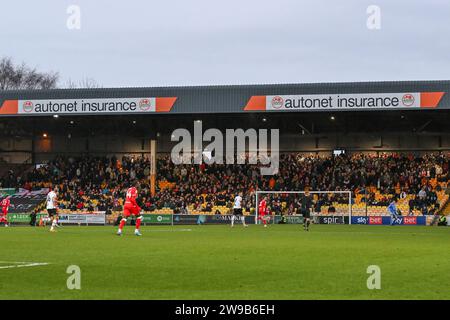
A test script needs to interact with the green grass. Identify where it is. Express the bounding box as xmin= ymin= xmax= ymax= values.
xmin=0 ymin=224 xmax=449 ymax=300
